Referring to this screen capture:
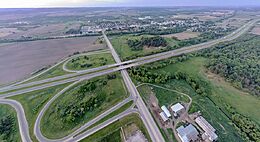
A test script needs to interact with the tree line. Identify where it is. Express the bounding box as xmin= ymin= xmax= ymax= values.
xmin=200 ymin=34 xmax=260 ymax=96
xmin=127 ymin=36 xmax=167 ymax=51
